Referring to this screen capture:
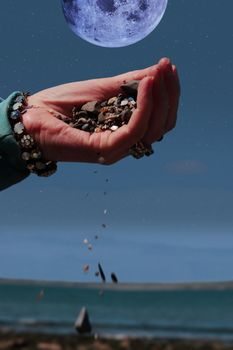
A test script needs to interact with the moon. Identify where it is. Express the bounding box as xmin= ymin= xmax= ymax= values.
xmin=61 ymin=0 xmax=168 ymax=48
